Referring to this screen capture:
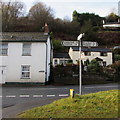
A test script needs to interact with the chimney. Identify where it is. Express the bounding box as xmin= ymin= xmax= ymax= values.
xmin=44 ymin=23 xmax=49 ymax=35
